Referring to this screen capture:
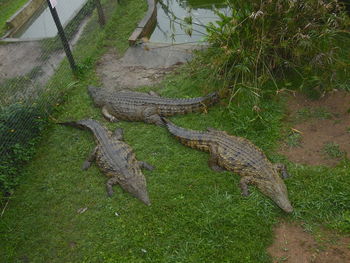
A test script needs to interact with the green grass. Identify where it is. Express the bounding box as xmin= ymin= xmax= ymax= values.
xmin=1 ymin=0 xmax=350 ymax=262
xmin=0 ymin=0 xmax=28 ymax=36
xmin=322 ymin=142 xmax=345 ymax=159
xmin=284 ymin=131 xmax=302 ymax=148
xmin=295 ymin=107 xmax=334 ymax=122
